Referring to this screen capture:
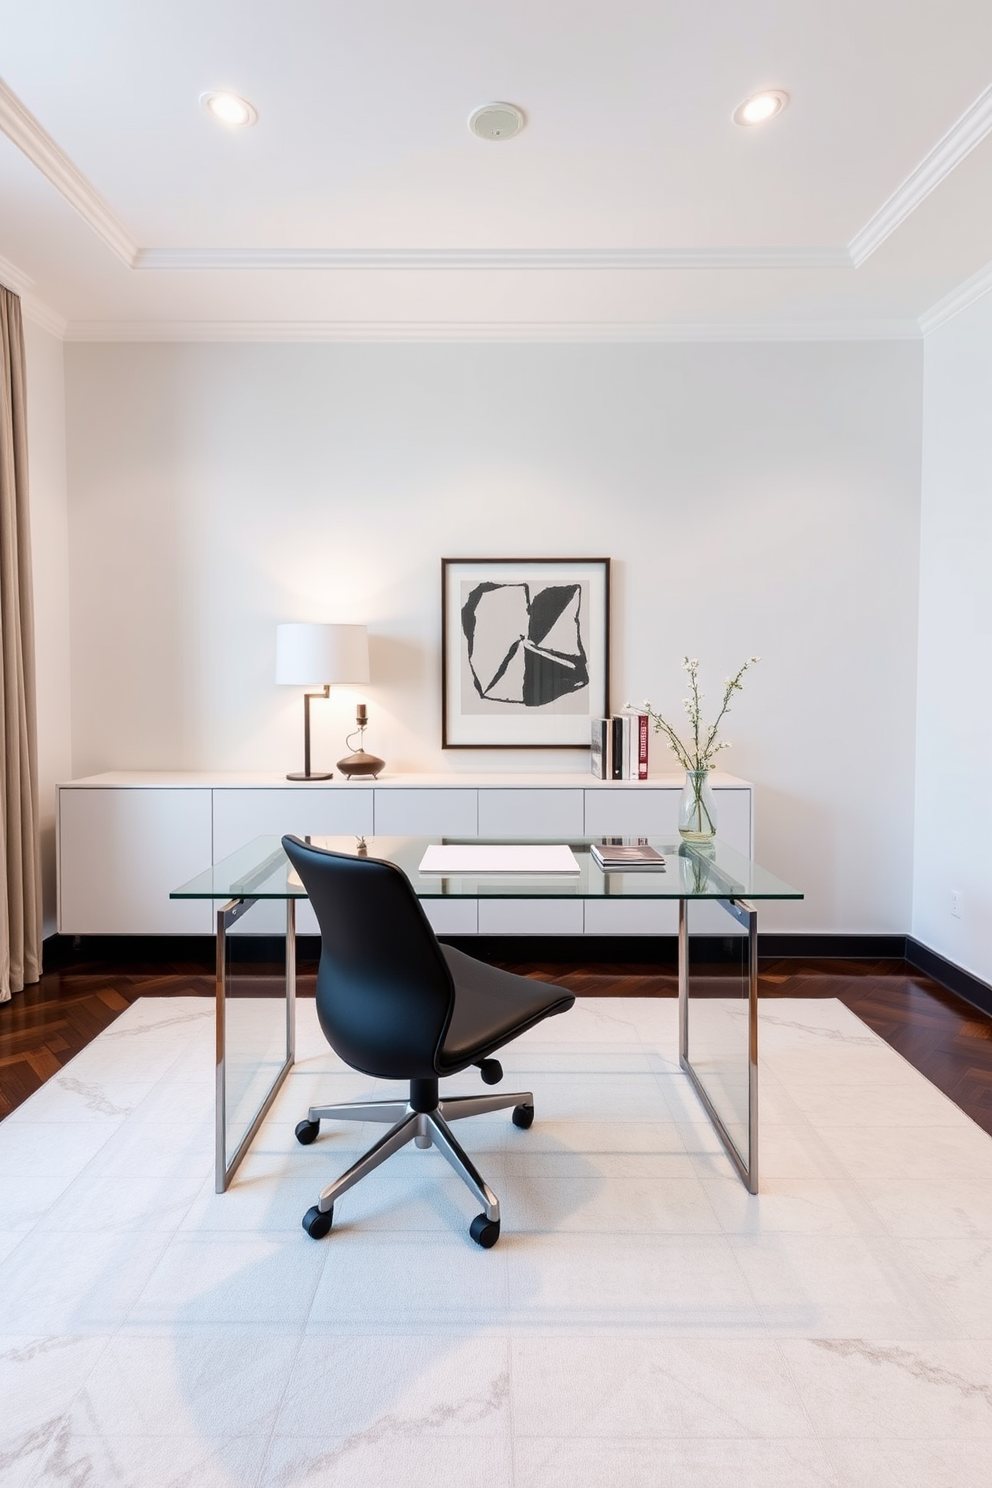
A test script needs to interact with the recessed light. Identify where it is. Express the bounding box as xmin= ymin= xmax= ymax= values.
xmin=200 ymin=91 xmax=258 ymax=127
xmin=733 ymin=90 xmax=789 ymax=127
xmin=468 ymin=103 xmax=526 ymax=141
